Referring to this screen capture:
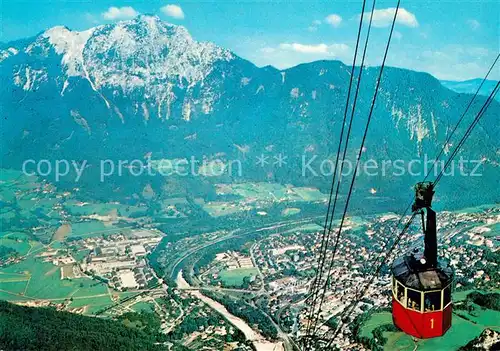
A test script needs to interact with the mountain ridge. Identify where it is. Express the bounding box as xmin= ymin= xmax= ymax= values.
xmin=1 ymin=15 xmax=498 ymax=209
xmin=440 ymin=78 xmax=499 ymax=101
